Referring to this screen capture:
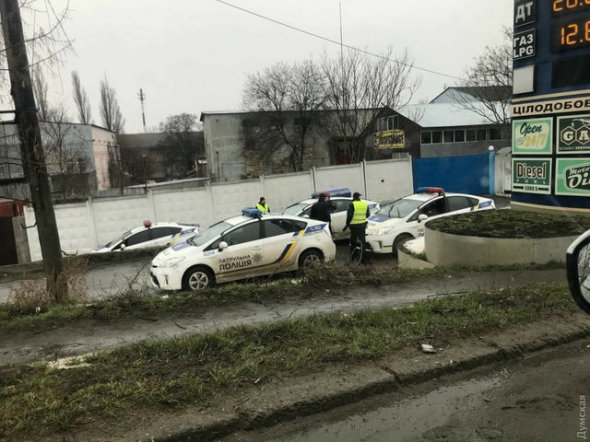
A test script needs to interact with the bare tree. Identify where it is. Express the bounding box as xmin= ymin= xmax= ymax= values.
xmin=71 ymin=71 xmax=92 ymax=124
xmin=32 ymin=67 xmax=50 ymax=120
xmin=454 ymin=28 xmax=512 ymax=124
xmin=159 ymin=113 xmax=203 ymax=176
xmin=99 ymin=76 xmax=125 ymax=134
xmin=243 ymin=59 xmax=326 ymax=172
xmin=321 ymin=48 xmax=420 ymax=163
